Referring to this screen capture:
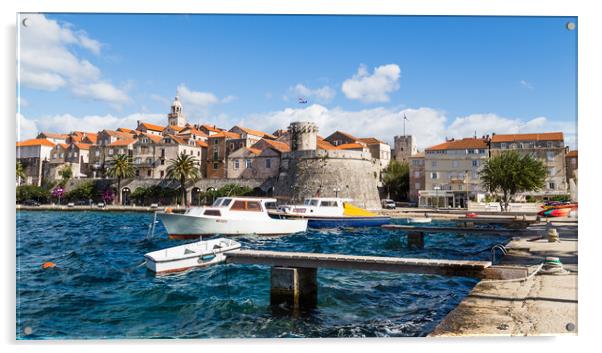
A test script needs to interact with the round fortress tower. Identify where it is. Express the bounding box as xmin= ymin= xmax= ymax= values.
xmin=274 ymin=121 xmax=382 ymax=209
xmin=289 ymin=121 xmax=318 ymax=151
